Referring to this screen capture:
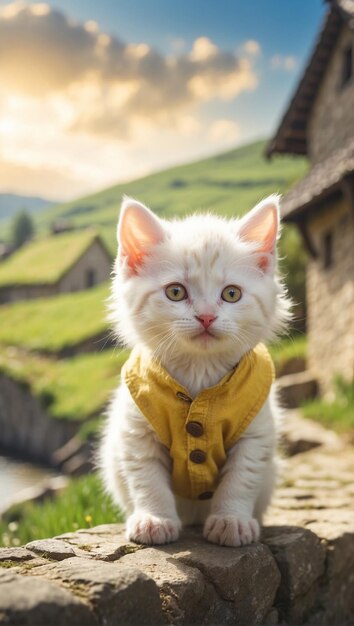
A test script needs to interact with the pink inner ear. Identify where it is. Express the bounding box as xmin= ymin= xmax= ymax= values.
xmin=238 ymin=201 xmax=279 ymax=255
xmin=118 ymin=200 xmax=164 ymax=271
